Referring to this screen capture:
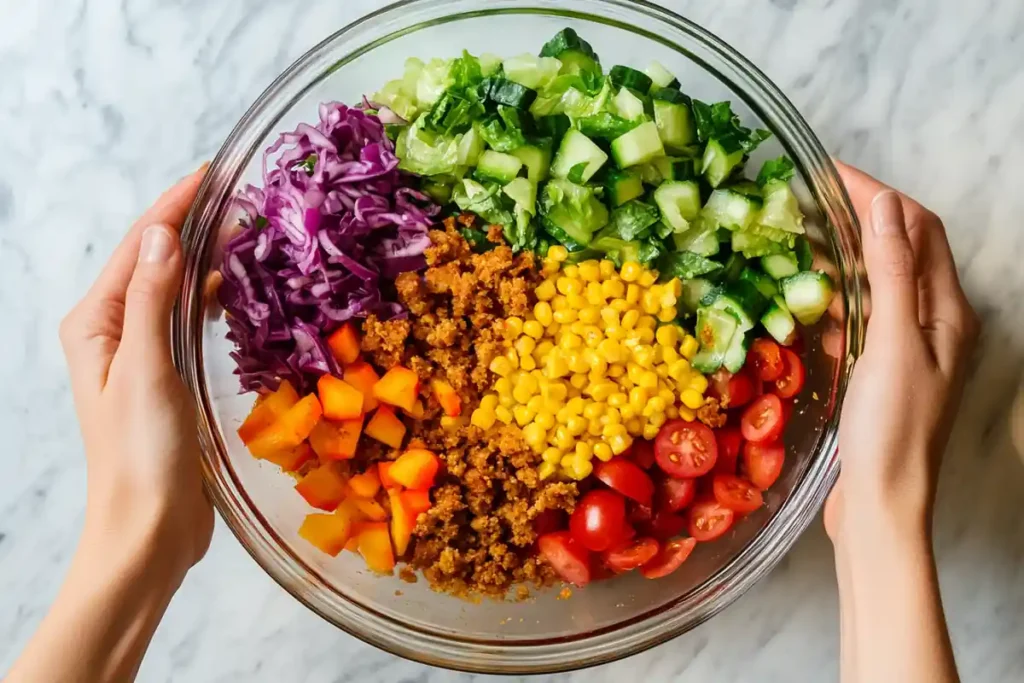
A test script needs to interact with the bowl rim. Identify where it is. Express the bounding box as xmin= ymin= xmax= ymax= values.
xmin=172 ymin=0 xmax=864 ymax=673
